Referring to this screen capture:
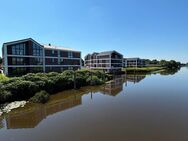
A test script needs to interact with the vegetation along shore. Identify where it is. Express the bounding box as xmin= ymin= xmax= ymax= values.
xmin=123 ymin=60 xmax=181 ymax=74
xmin=0 ymin=70 xmax=111 ymax=104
